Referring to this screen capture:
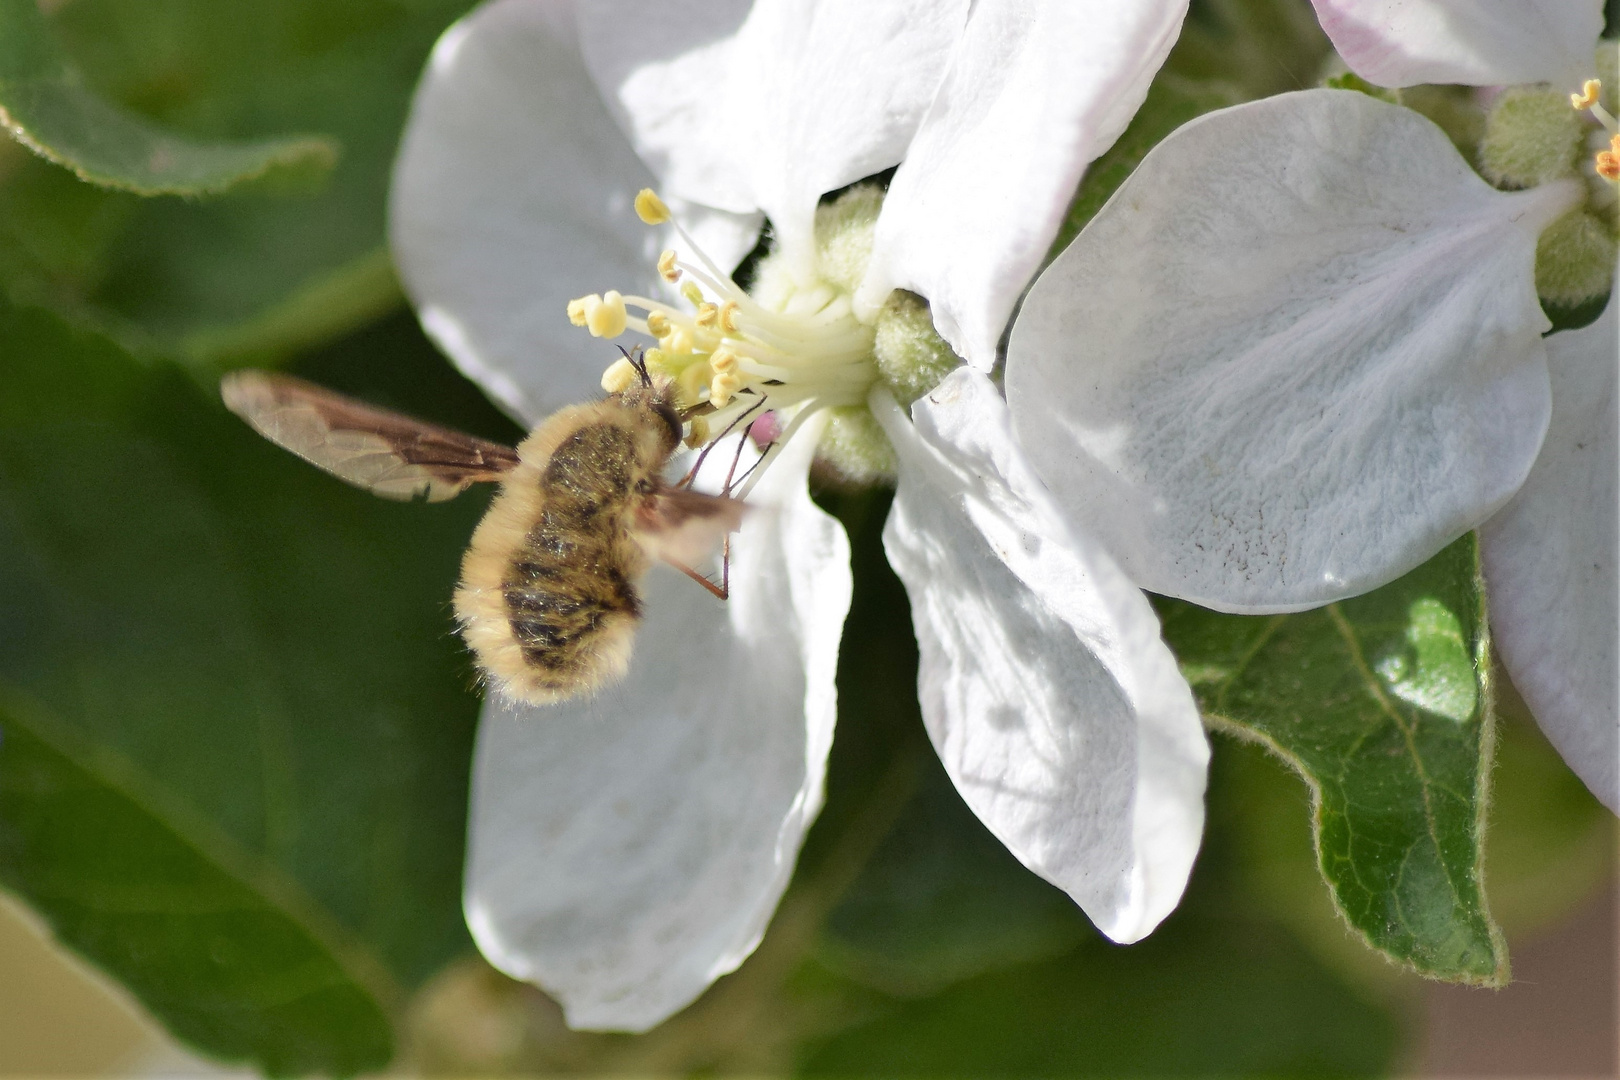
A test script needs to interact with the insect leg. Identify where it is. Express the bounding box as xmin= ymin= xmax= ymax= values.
xmin=670 ymin=559 xmax=728 ymax=600
xmin=719 ymin=418 xmax=755 ymax=495
xmin=677 ymin=393 xmax=767 ymax=489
